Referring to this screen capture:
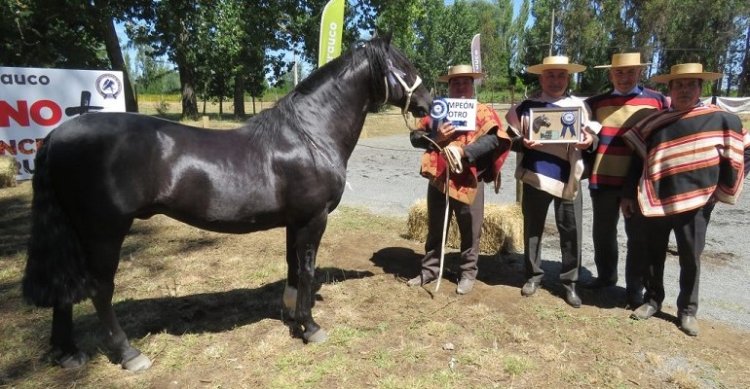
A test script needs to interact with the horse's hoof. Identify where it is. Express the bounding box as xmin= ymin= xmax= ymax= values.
xmin=304 ymin=328 xmax=328 ymax=343
xmin=58 ymin=351 xmax=89 ymax=369
xmin=121 ymin=354 xmax=153 ymax=372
